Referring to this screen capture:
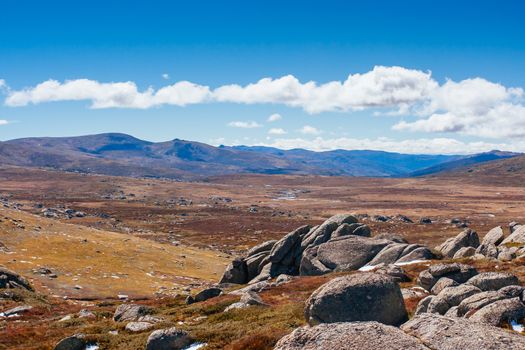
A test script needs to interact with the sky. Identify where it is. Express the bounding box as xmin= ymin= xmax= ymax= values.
xmin=1 ymin=0 xmax=525 ymax=154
